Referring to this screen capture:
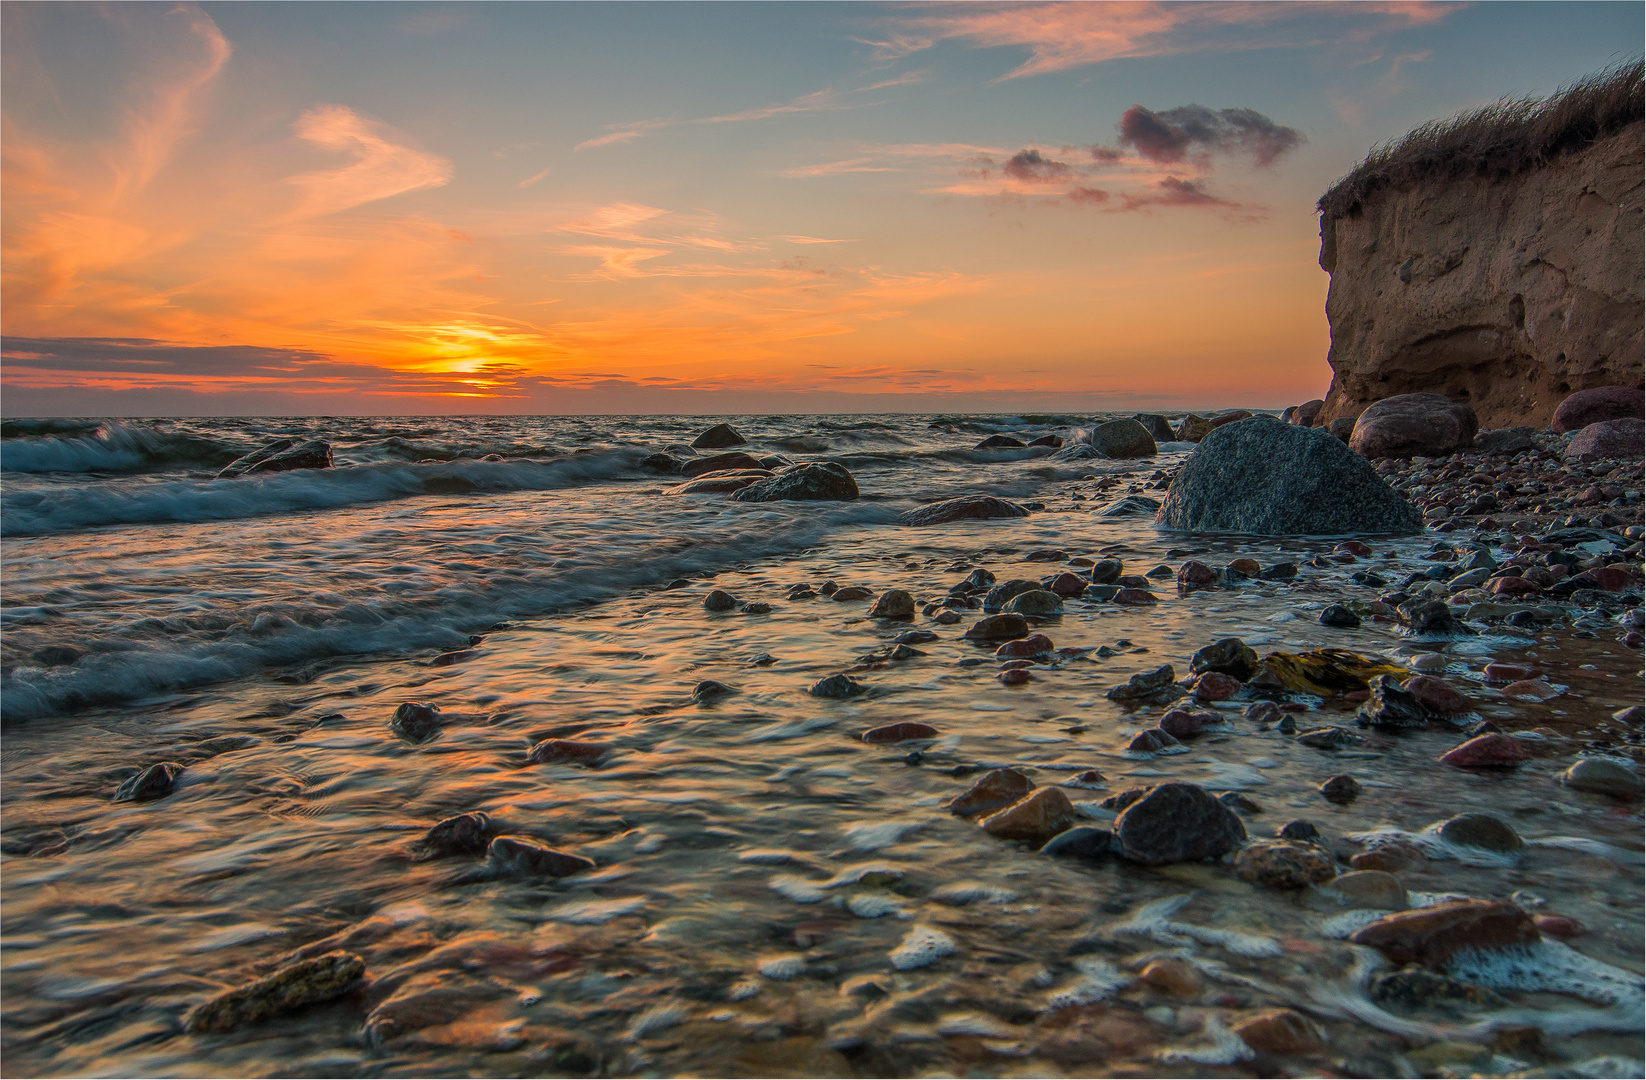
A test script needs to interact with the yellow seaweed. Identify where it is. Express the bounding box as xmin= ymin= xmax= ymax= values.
xmin=1260 ymin=648 xmax=1408 ymax=696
